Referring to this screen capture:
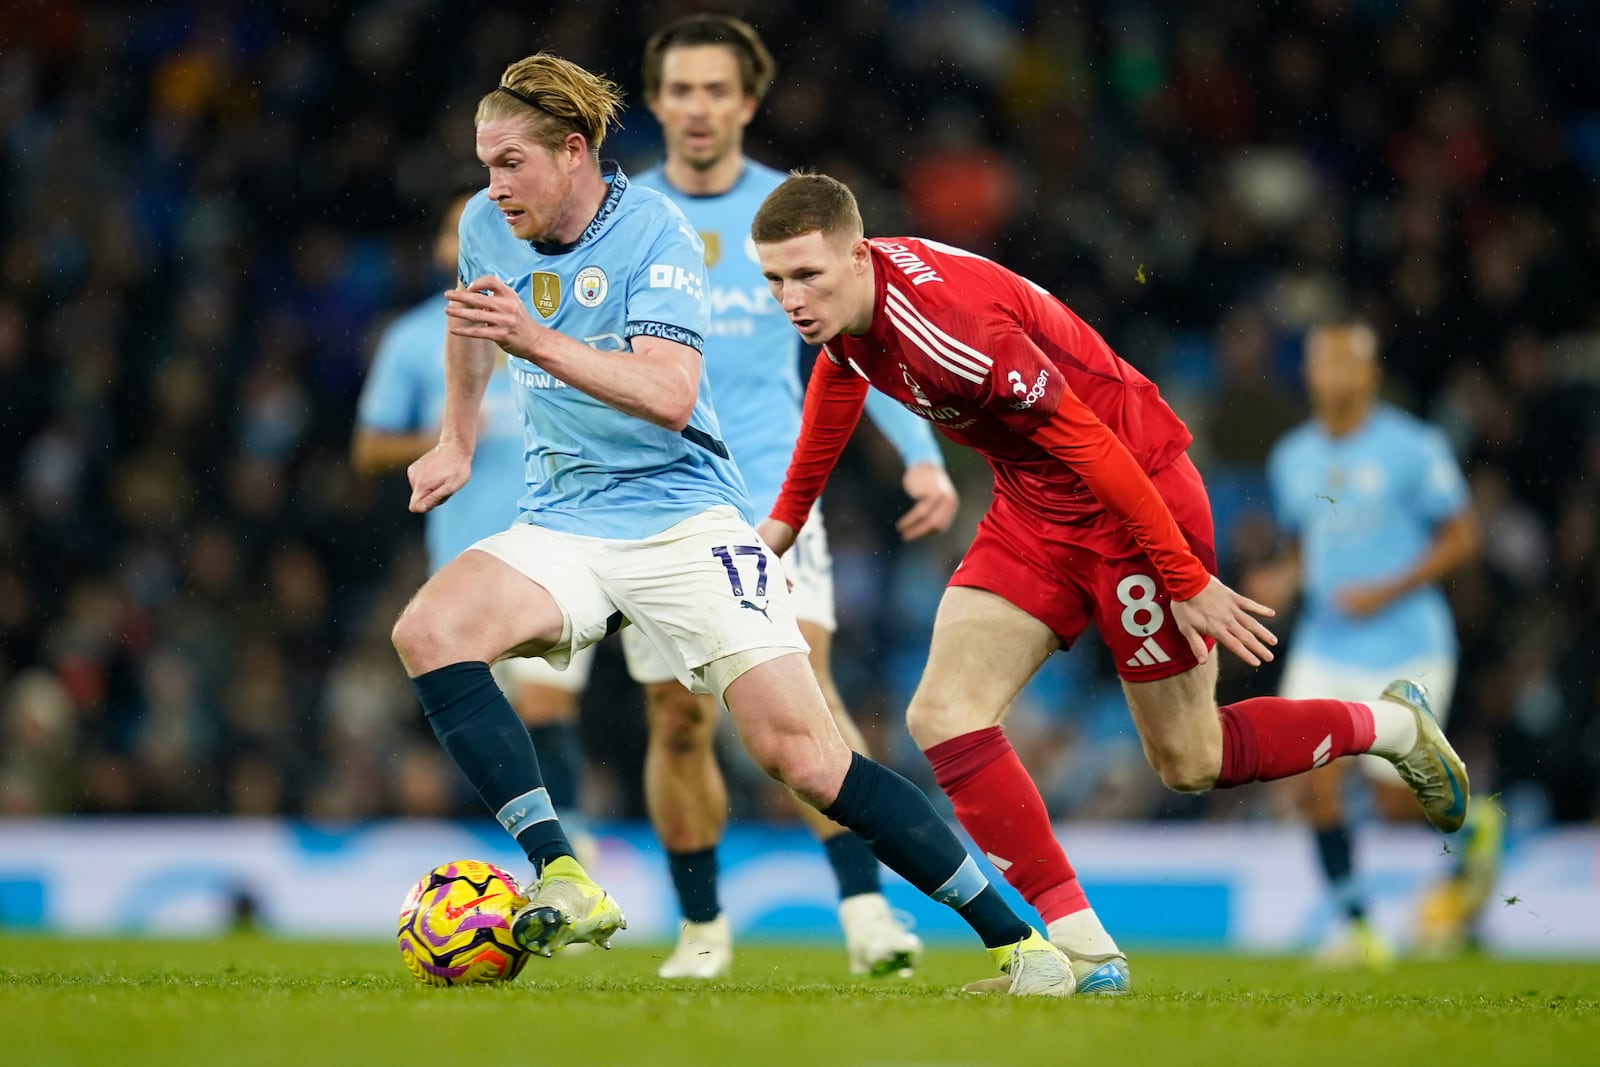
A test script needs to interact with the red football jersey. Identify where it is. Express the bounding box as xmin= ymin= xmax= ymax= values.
xmin=772 ymin=237 xmax=1210 ymax=599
